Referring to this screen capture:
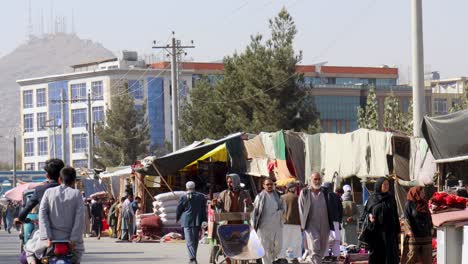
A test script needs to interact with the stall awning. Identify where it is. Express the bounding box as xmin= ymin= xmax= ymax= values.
xmin=183 ymin=144 xmax=228 ymax=169
xmin=138 ymin=133 xmax=243 ymax=176
xmin=422 ymin=109 xmax=468 ymax=163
